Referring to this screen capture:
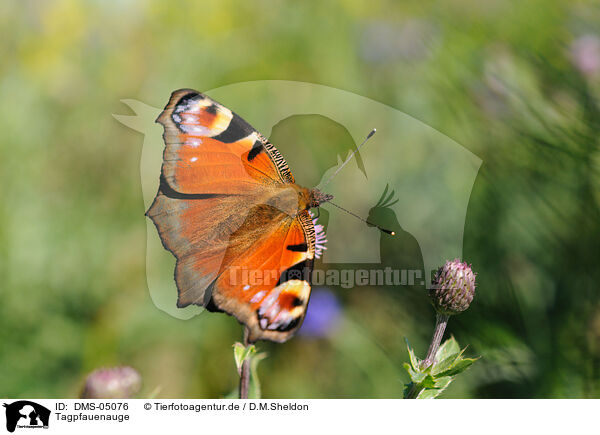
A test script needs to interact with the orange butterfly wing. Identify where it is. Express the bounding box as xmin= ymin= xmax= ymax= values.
xmin=212 ymin=206 xmax=316 ymax=342
xmin=147 ymin=89 xmax=316 ymax=342
xmin=156 ymin=89 xmax=294 ymax=194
